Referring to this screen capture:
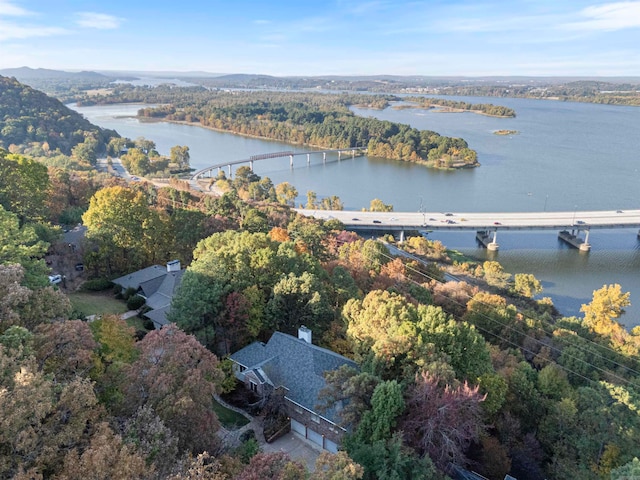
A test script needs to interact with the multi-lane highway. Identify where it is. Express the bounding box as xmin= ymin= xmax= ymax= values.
xmin=295 ymin=209 xmax=640 ymax=231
